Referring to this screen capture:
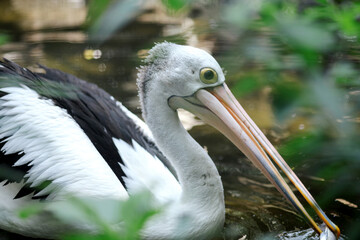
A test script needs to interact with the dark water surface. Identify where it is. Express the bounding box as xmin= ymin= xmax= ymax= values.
xmin=0 ymin=2 xmax=357 ymax=240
